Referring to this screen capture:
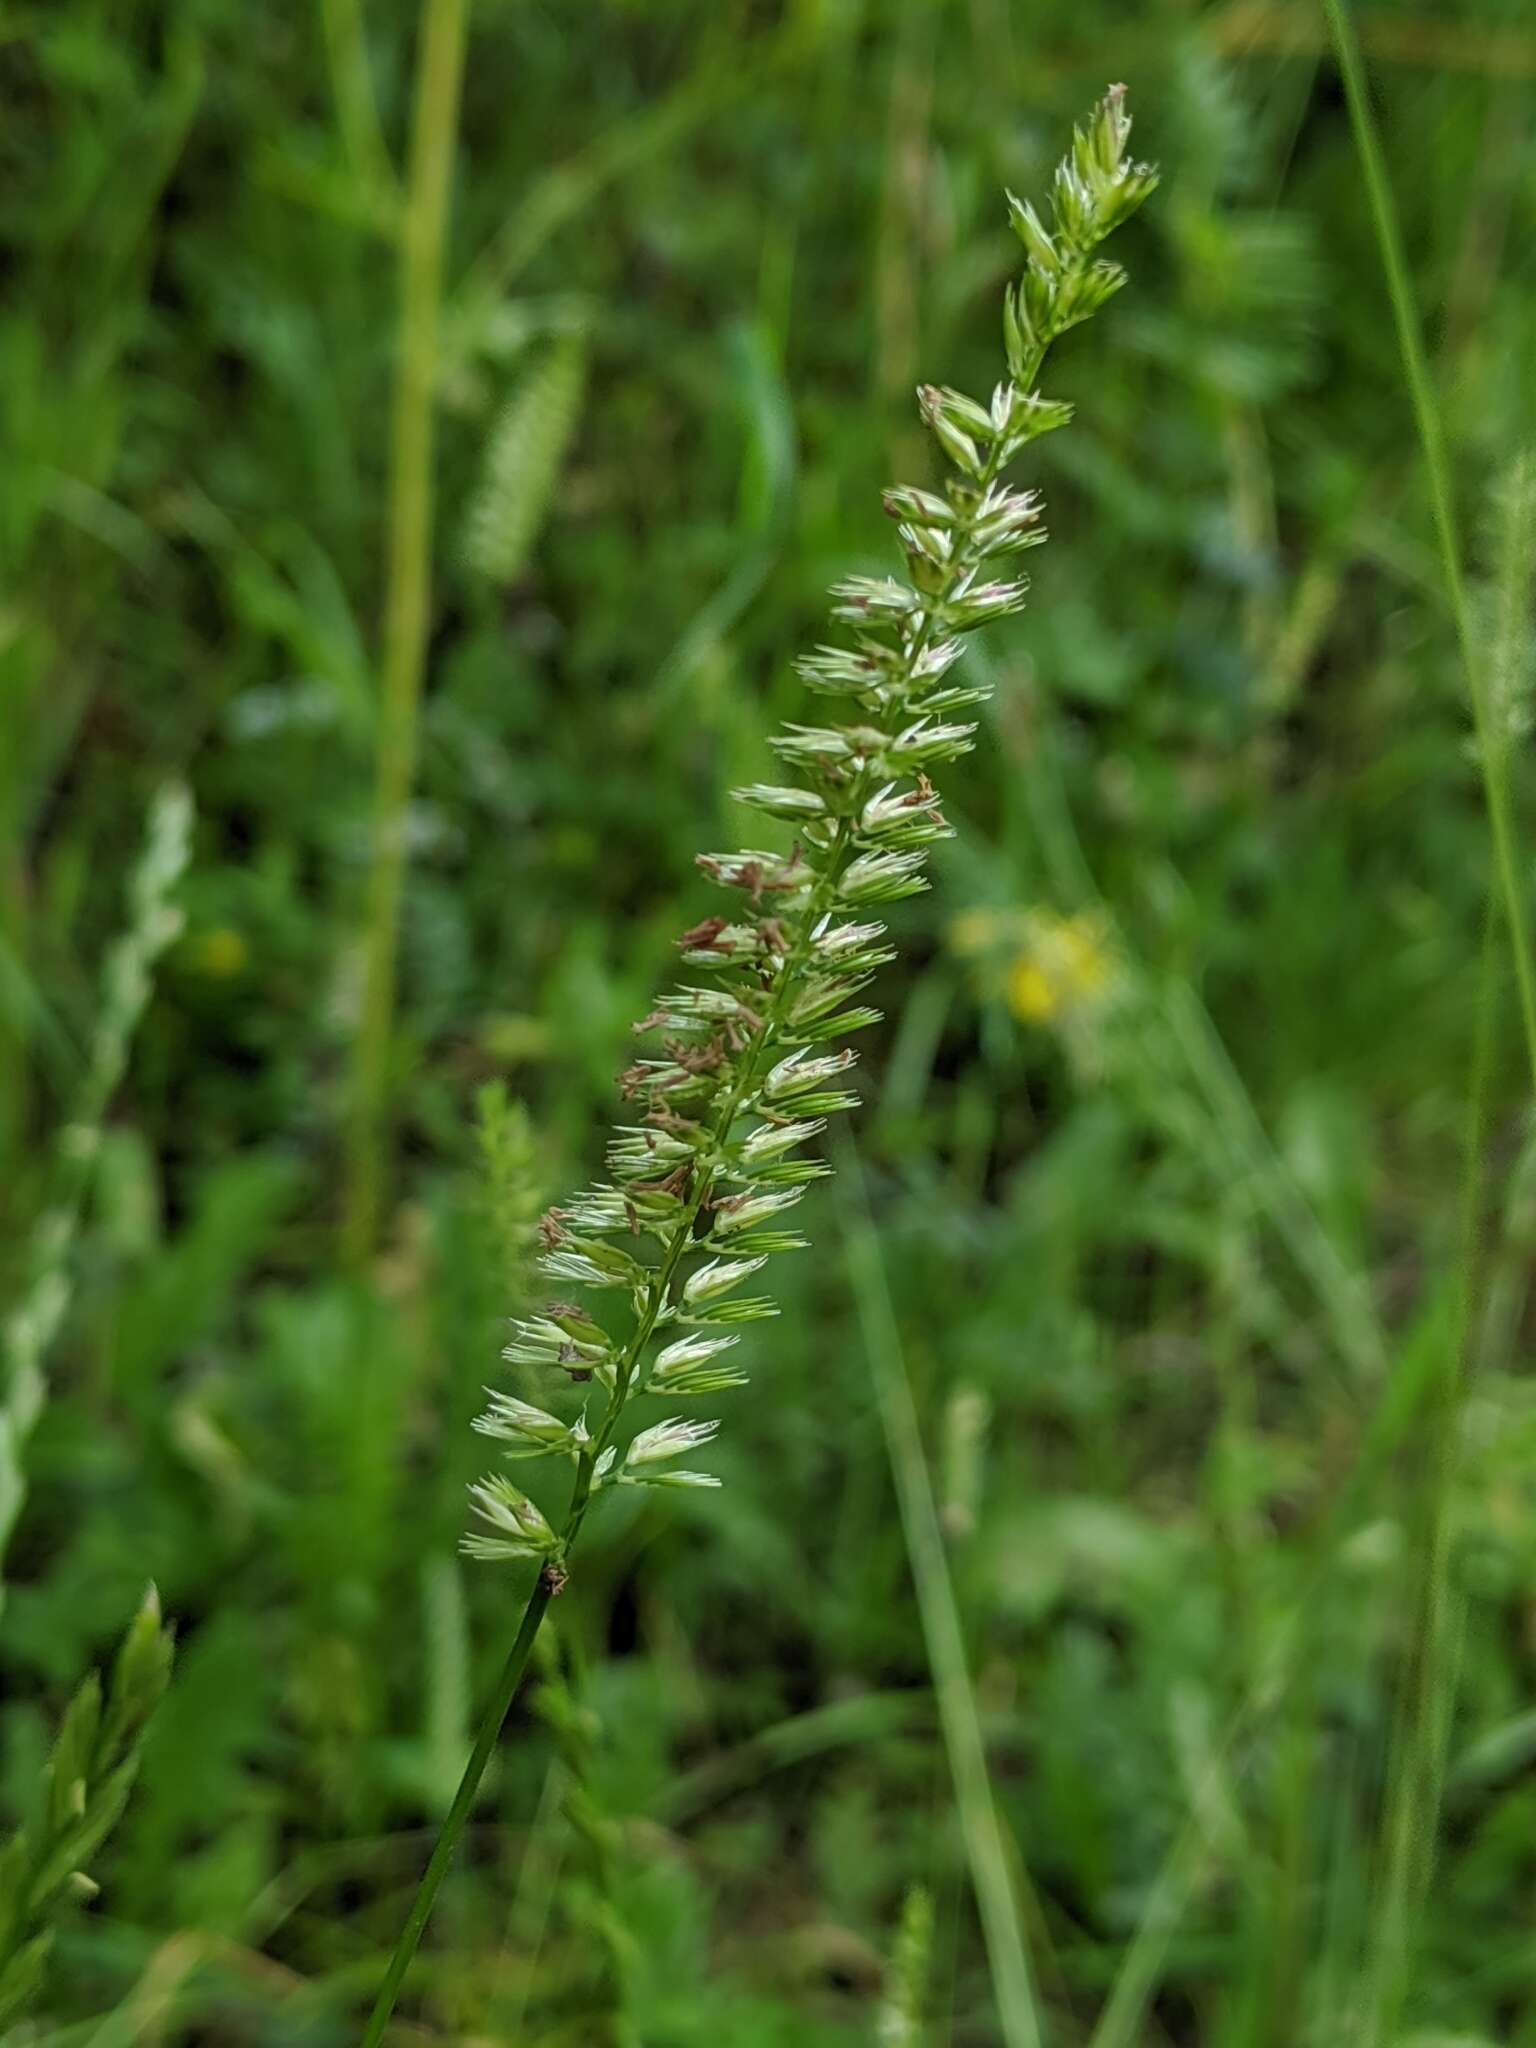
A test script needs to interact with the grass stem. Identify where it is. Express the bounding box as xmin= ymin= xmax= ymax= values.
xmin=835 ymin=1130 xmax=1044 ymax=2048
xmin=1323 ymin=7 xmax=1535 ymax=2028
xmin=360 ymin=1575 xmax=553 ymax=2044
xmin=1364 ymin=897 xmax=1495 ymax=2043
xmin=1322 ymin=0 xmax=1536 ymax=1091
xmin=344 ymin=0 xmax=469 ymax=1264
